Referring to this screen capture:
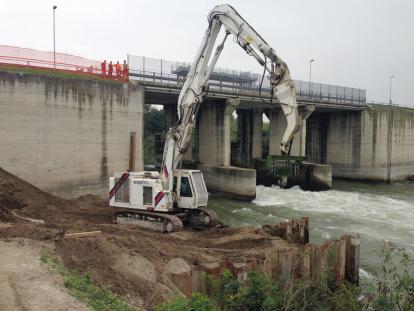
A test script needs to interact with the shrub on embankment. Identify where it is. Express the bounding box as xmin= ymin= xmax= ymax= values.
xmin=156 ymin=243 xmax=414 ymax=311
